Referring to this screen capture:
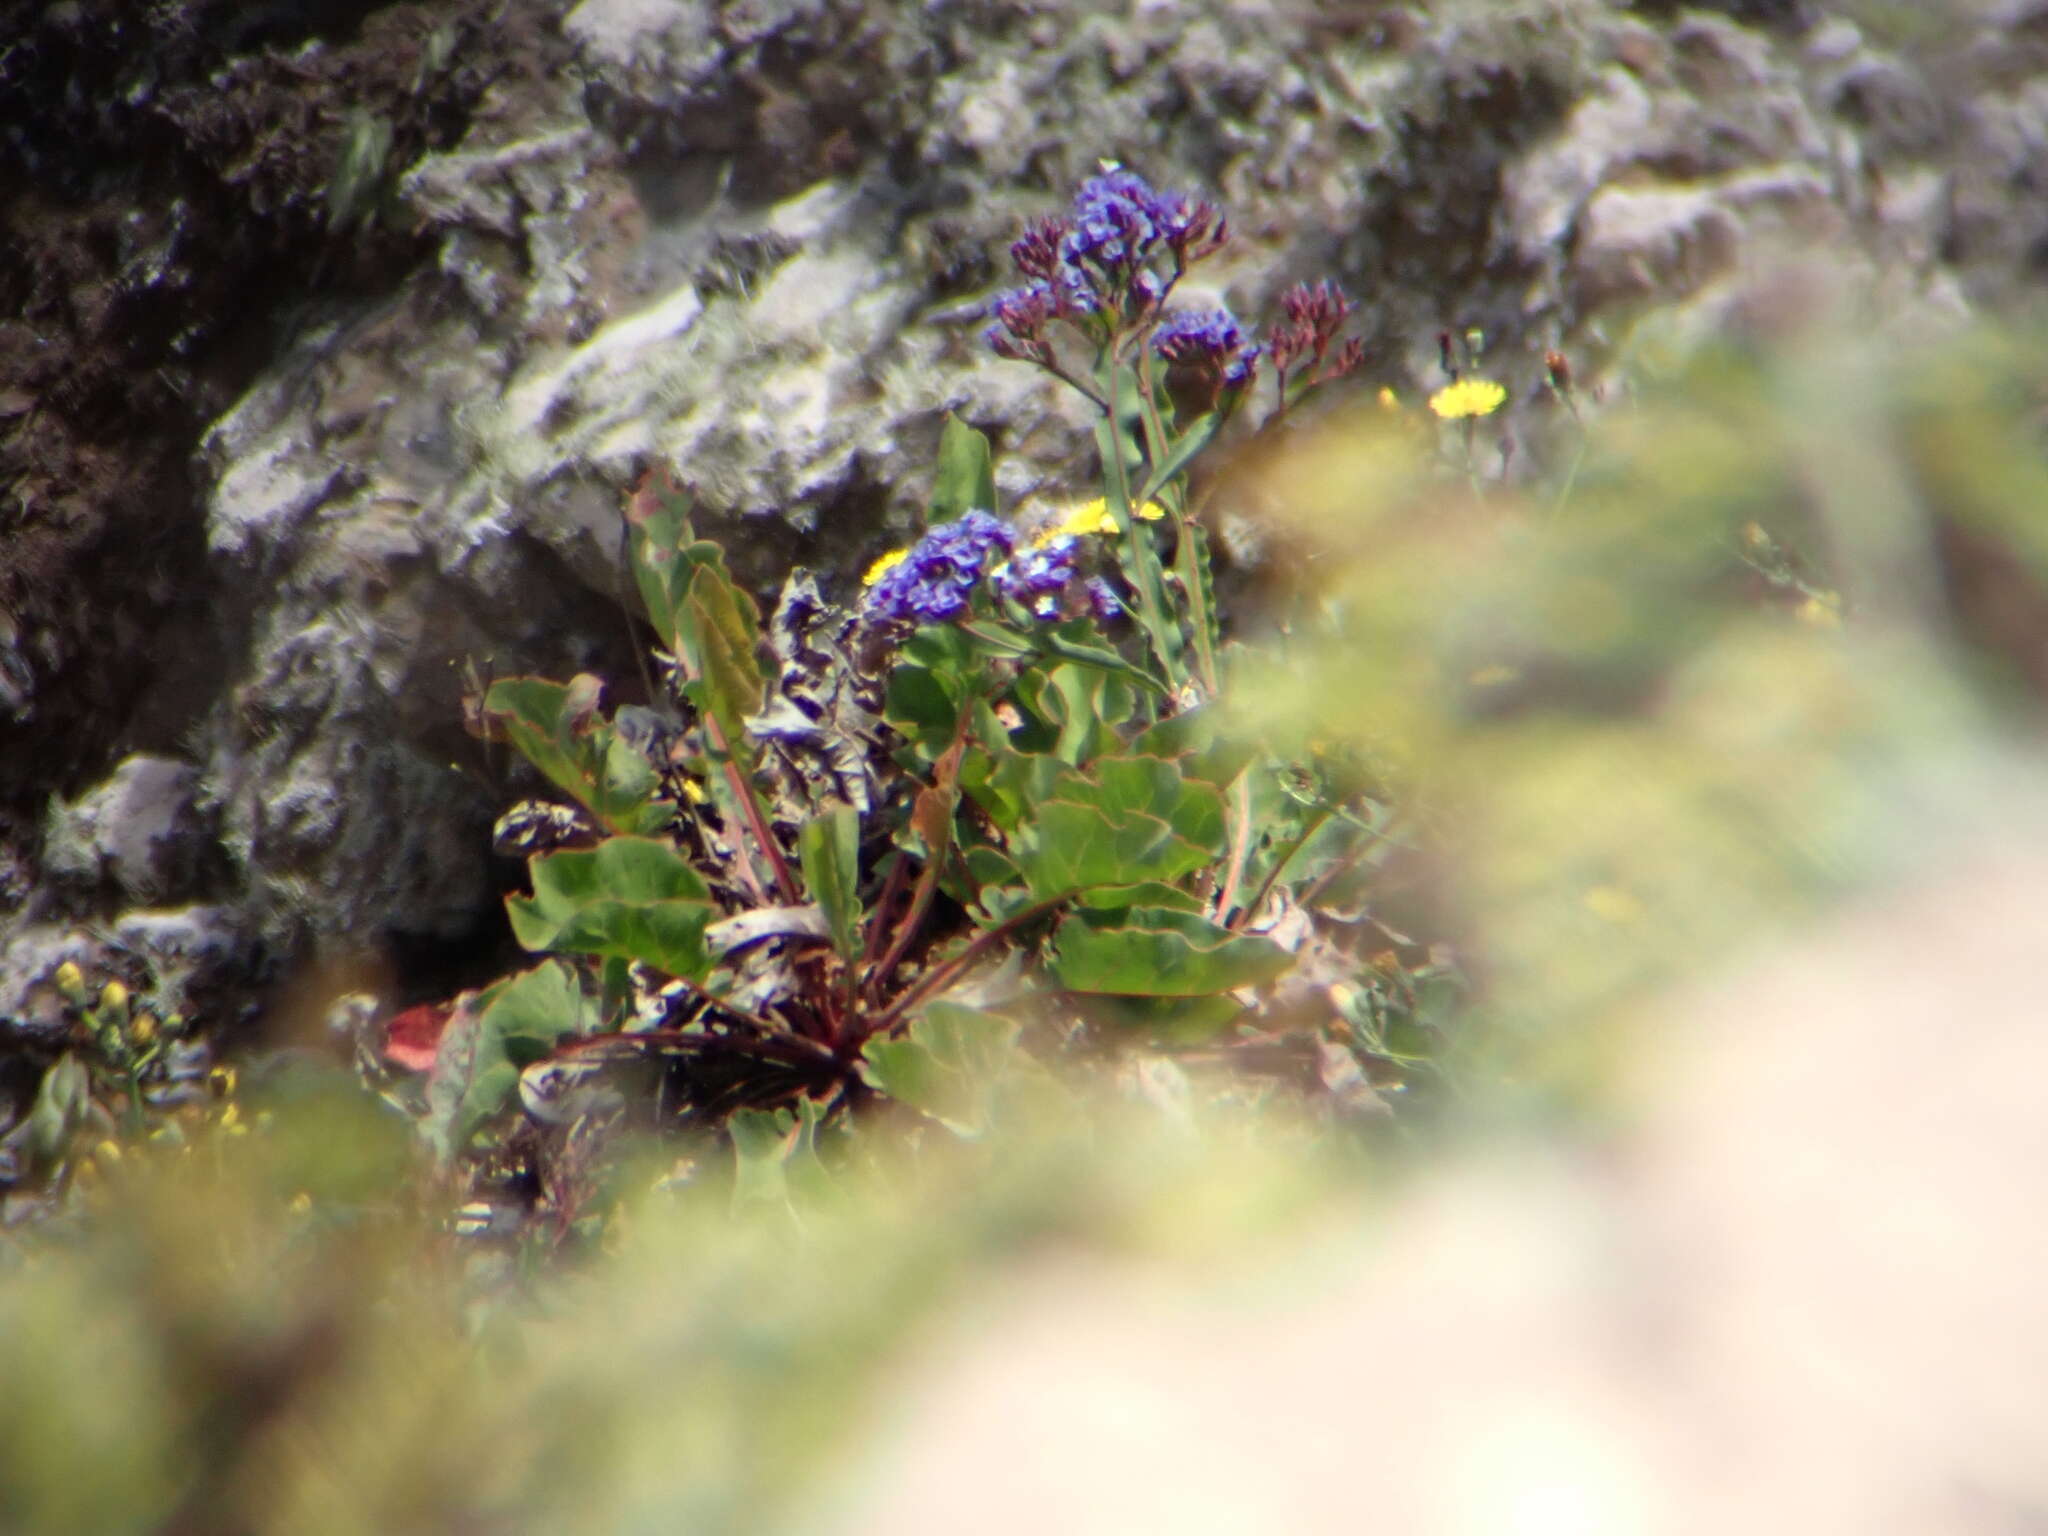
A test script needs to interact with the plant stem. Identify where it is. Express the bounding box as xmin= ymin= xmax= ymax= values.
xmin=1230 ymin=804 xmax=1331 ymax=931
xmin=869 ymin=892 xmax=1073 ymax=1037
xmin=1098 ymin=387 xmax=1183 ymax=692
xmin=1213 ymin=772 xmax=1255 ymax=924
